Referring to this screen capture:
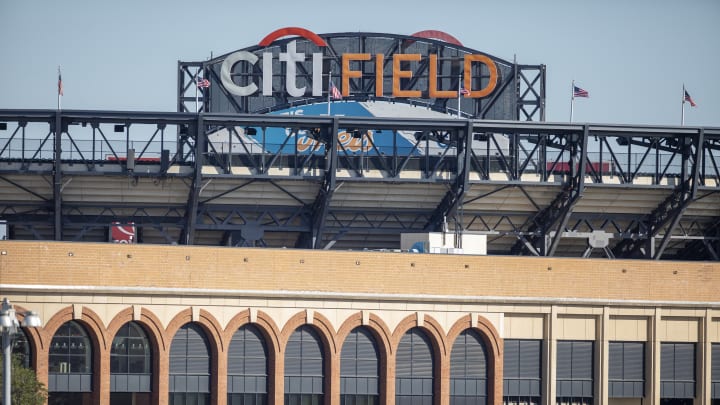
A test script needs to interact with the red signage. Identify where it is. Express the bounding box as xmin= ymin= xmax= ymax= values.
xmin=110 ymin=222 xmax=136 ymax=244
